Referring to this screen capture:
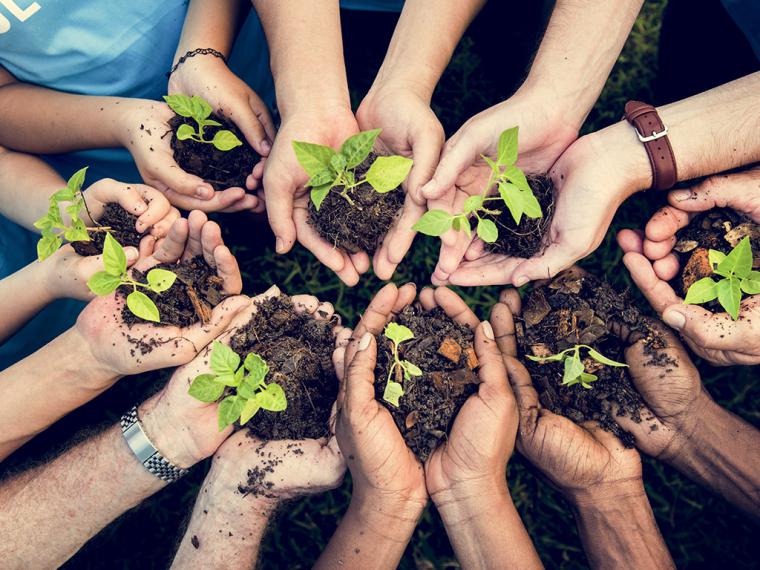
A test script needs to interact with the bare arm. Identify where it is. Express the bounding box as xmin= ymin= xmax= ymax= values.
xmin=0 ymin=146 xmax=64 ymax=229
xmin=172 ymin=0 xmax=244 ymax=61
